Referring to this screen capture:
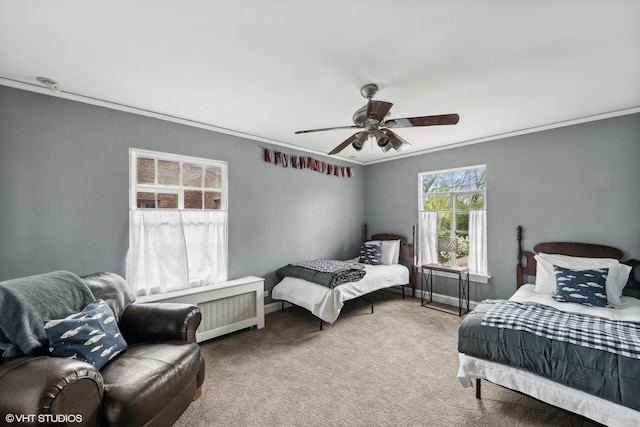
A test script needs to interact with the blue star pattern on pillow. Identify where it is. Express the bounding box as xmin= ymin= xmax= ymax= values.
xmin=44 ymin=299 xmax=127 ymax=369
xmin=552 ymin=265 xmax=609 ymax=307
xmin=359 ymin=242 xmax=382 ymax=265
